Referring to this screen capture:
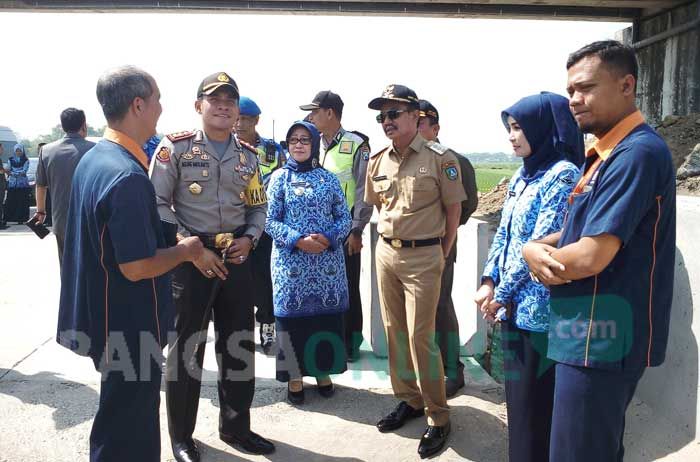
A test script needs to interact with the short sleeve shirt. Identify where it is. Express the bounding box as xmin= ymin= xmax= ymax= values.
xmin=365 ymin=134 xmax=467 ymax=240
xmin=57 ymin=129 xmax=173 ymax=369
xmin=548 ymin=111 xmax=676 ymax=371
